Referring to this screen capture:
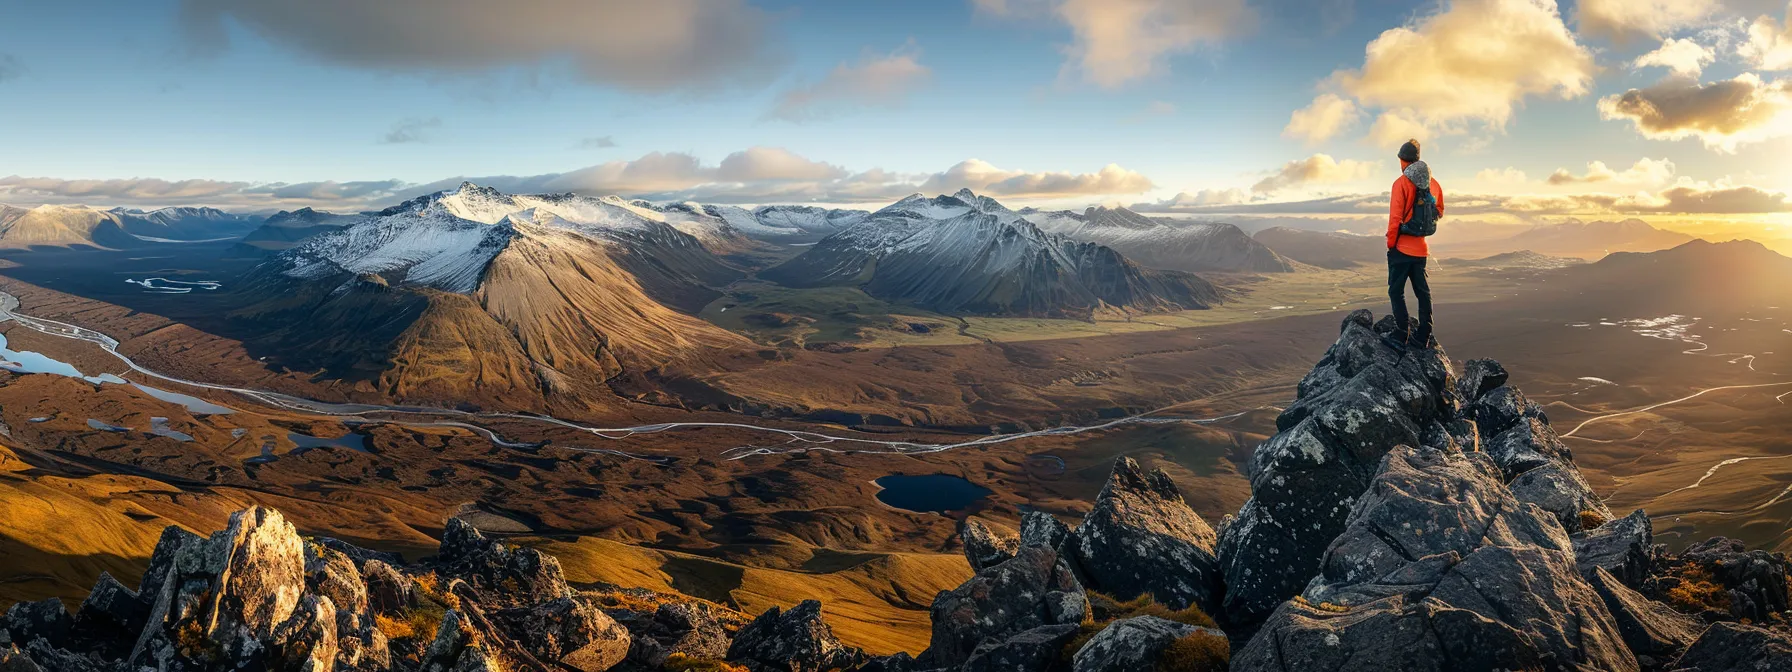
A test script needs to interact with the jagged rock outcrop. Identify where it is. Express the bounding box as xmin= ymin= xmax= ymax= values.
xmin=1071 ymin=457 xmax=1222 ymax=613
xmin=1587 ymin=568 xmax=1702 ymax=666
xmin=959 ymin=624 xmax=1079 ymax=672
xmin=434 ymin=517 xmax=574 ymax=606
xmin=1236 ymin=445 xmax=1639 ymax=671
xmin=618 ymin=601 xmax=733 ymax=668
xmin=1018 ymin=511 xmax=1070 ymax=552
xmin=1649 ymin=537 xmax=1792 ymax=623
xmin=1575 ymin=509 xmax=1655 ymax=587
xmin=1218 ymin=311 xmax=1459 ymax=626
xmin=1071 ymin=616 xmax=1218 ymax=672
xmin=917 ymin=546 xmax=1086 ymax=668
xmin=725 ymin=600 xmax=865 ymax=672
xmin=1671 ymin=622 xmax=1792 ymax=671
xmin=958 ymin=519 xmax=1017 ymax=573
